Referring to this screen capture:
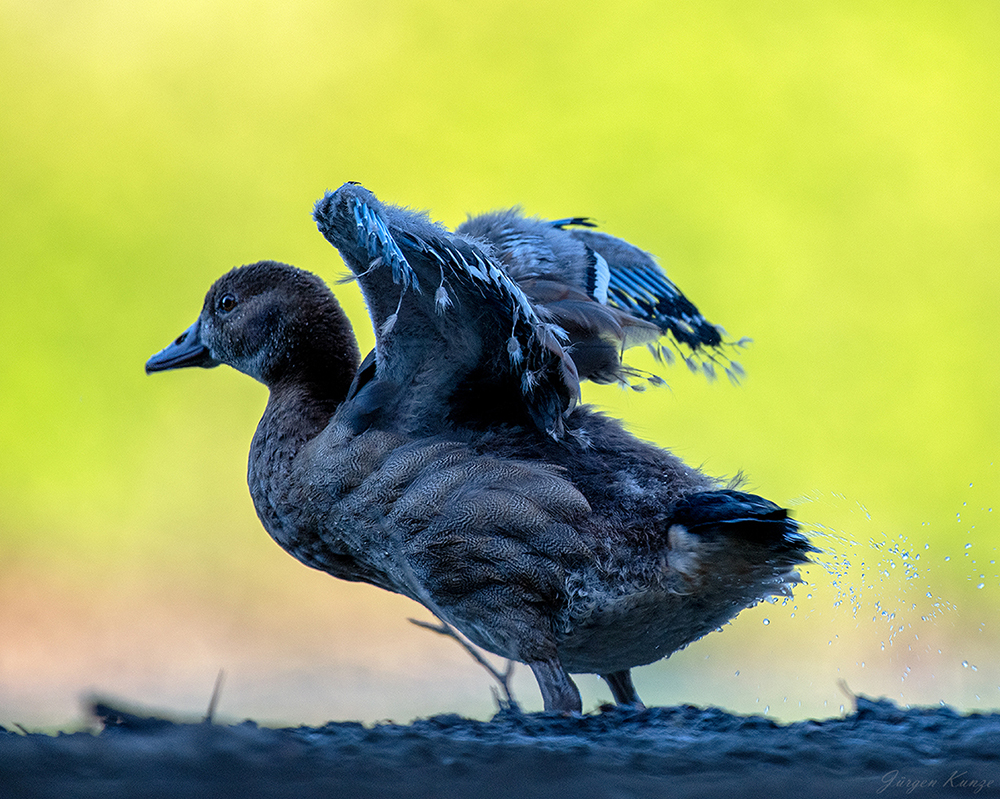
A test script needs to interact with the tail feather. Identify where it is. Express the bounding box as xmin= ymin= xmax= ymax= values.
xmin=670 ymin=489 xmax=816 ymax=561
